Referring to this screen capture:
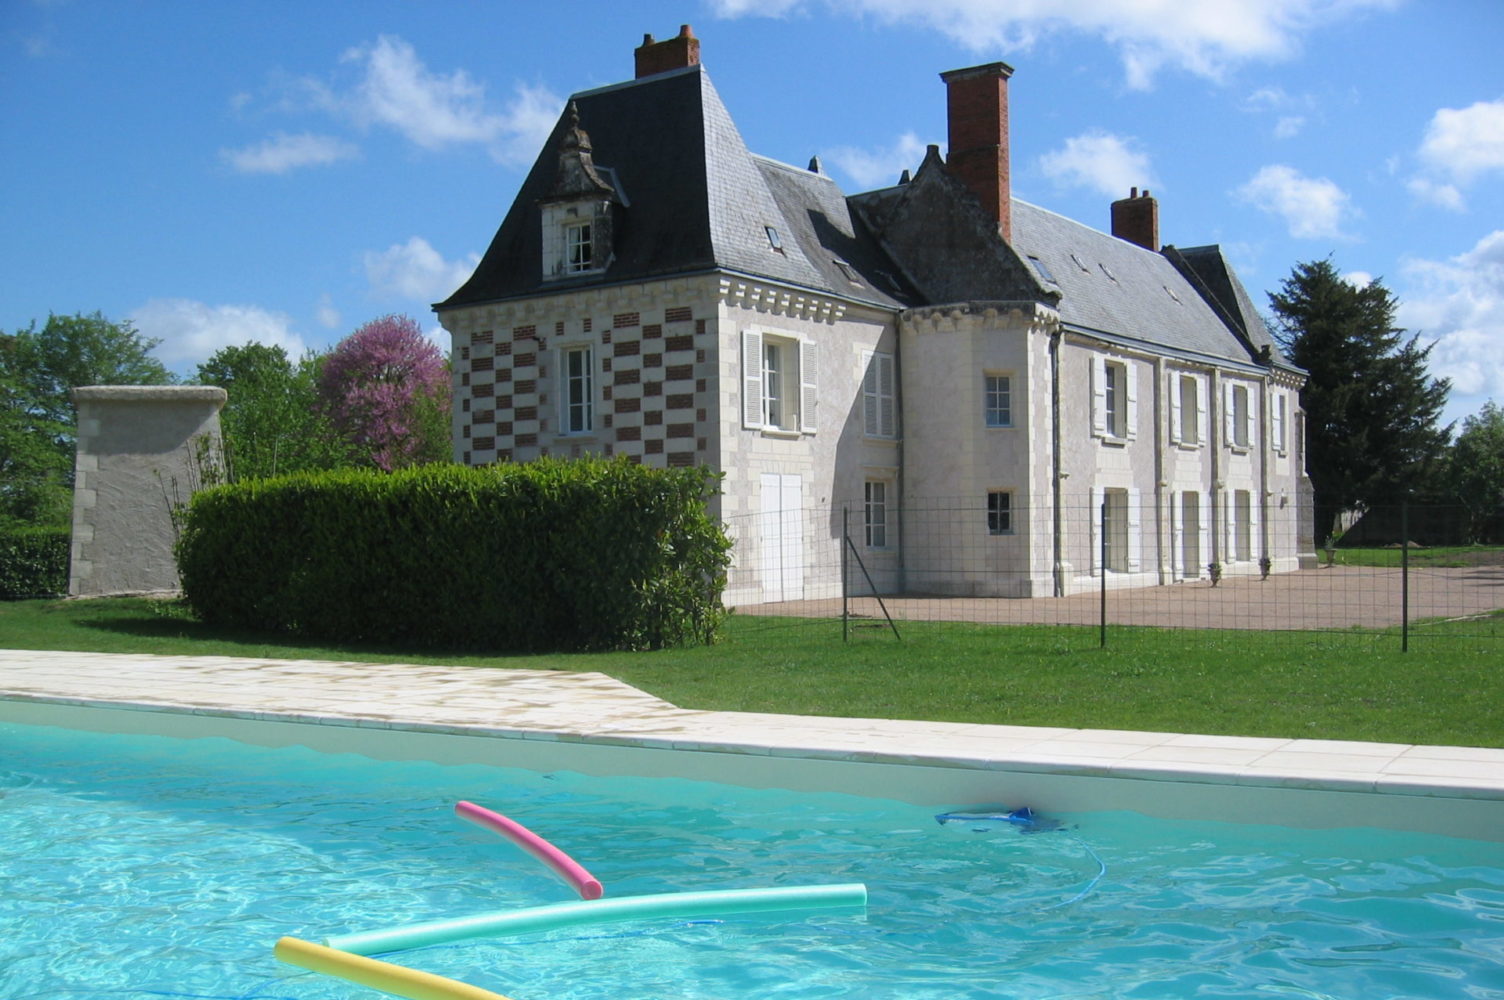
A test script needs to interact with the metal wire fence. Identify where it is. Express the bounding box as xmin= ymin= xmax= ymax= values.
xmin=721 ymin=497 xmax=1504 ymax=647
